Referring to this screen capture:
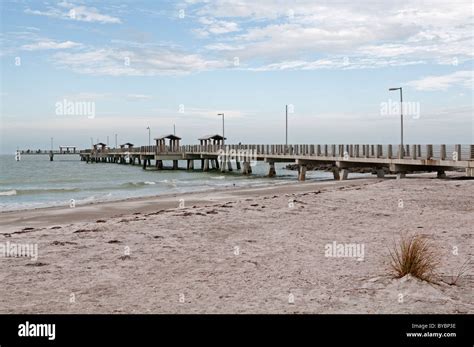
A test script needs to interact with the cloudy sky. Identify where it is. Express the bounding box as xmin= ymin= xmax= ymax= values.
xmin=0 ymin=0 xmax=472 ymax=153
